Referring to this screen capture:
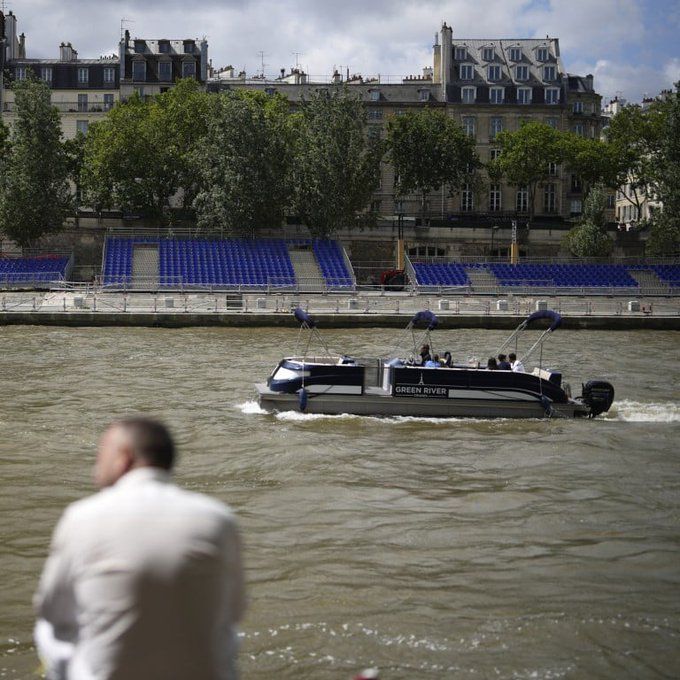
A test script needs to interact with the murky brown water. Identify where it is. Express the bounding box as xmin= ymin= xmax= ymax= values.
xmin=1 ymin=325 xmax=679 ymax=679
